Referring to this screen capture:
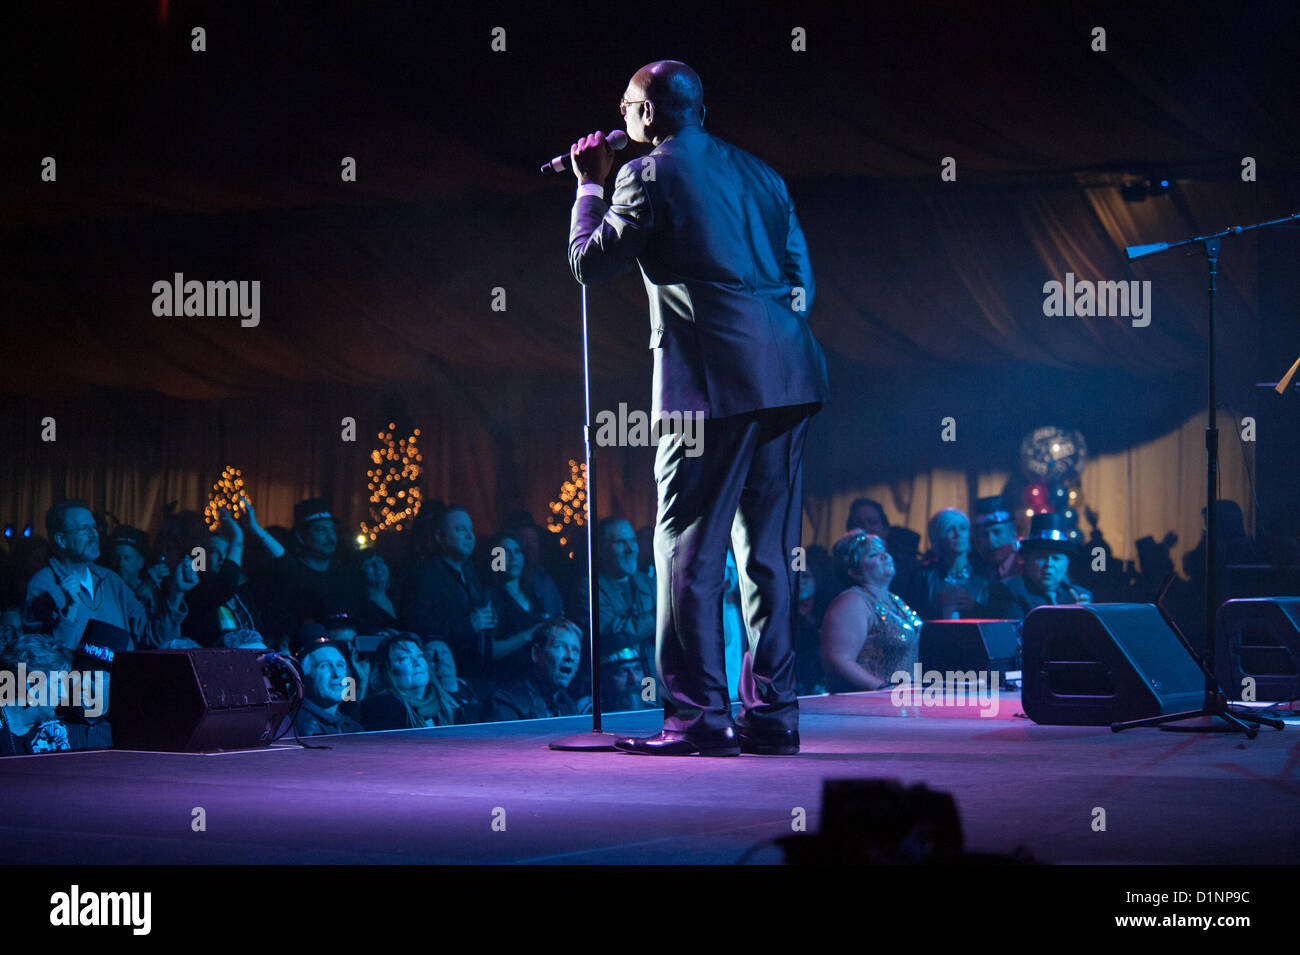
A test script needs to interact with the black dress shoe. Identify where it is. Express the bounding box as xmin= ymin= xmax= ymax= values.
xmin=613 ymin=728 xmax=741 ymax=757
xmin=737 ymin=728 xmax=800 ymax=756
